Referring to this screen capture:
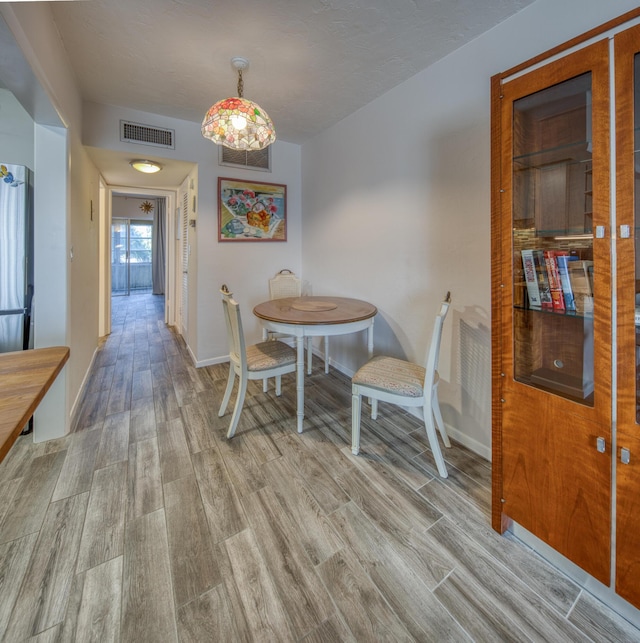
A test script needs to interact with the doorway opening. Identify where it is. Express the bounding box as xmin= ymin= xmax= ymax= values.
xmin=100 ymin=188 xmax=178 ymax=338
xmin=111 ymin=218 xmax=153 ymax=296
